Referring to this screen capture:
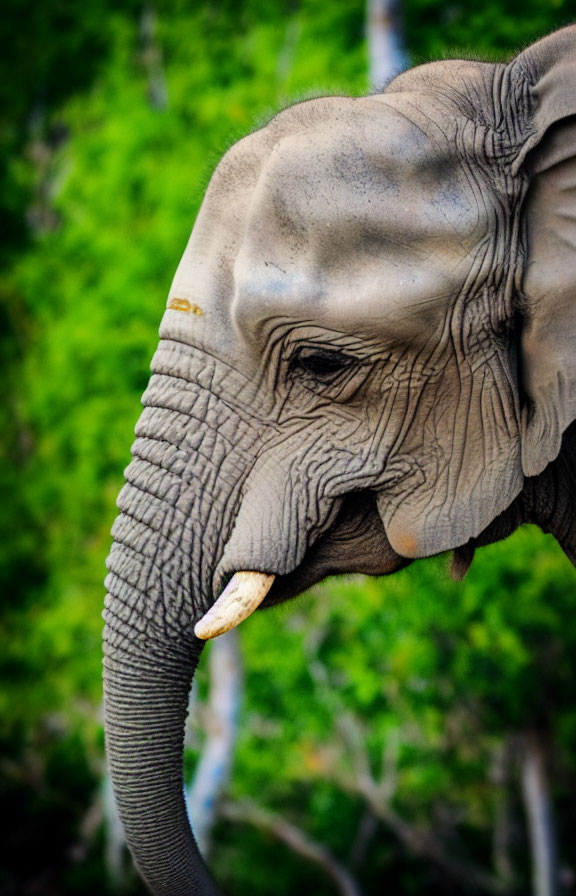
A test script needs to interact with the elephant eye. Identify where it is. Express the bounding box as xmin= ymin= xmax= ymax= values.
xmin=291 ymin=347 xmax=355 ymax=381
